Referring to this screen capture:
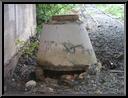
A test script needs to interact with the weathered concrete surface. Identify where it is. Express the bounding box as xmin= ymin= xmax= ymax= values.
xmin=4 ymin=4 xmax=36 ymax=78
xmin=37 ymin=17 xmax=97 ymax=71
